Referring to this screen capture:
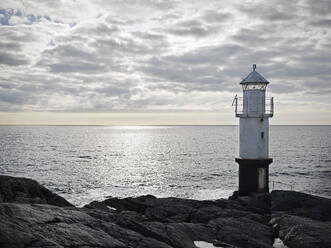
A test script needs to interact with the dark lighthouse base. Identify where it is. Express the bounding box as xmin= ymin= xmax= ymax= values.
xmin=235 ymin=158 xmax=273 ymax=195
